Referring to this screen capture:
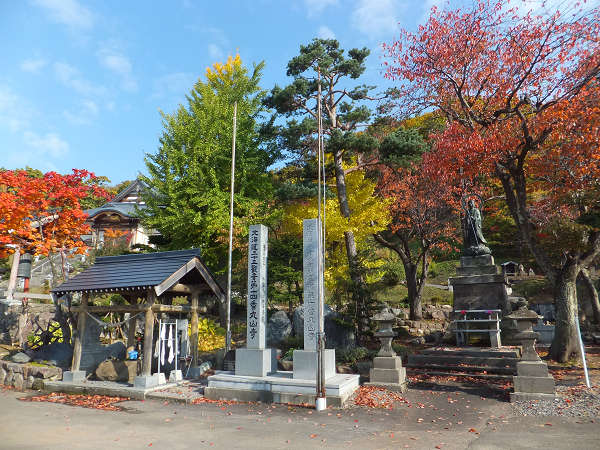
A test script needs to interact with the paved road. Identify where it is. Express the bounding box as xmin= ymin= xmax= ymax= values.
xmin=0 ymin=383 xmax=598 ymax=450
